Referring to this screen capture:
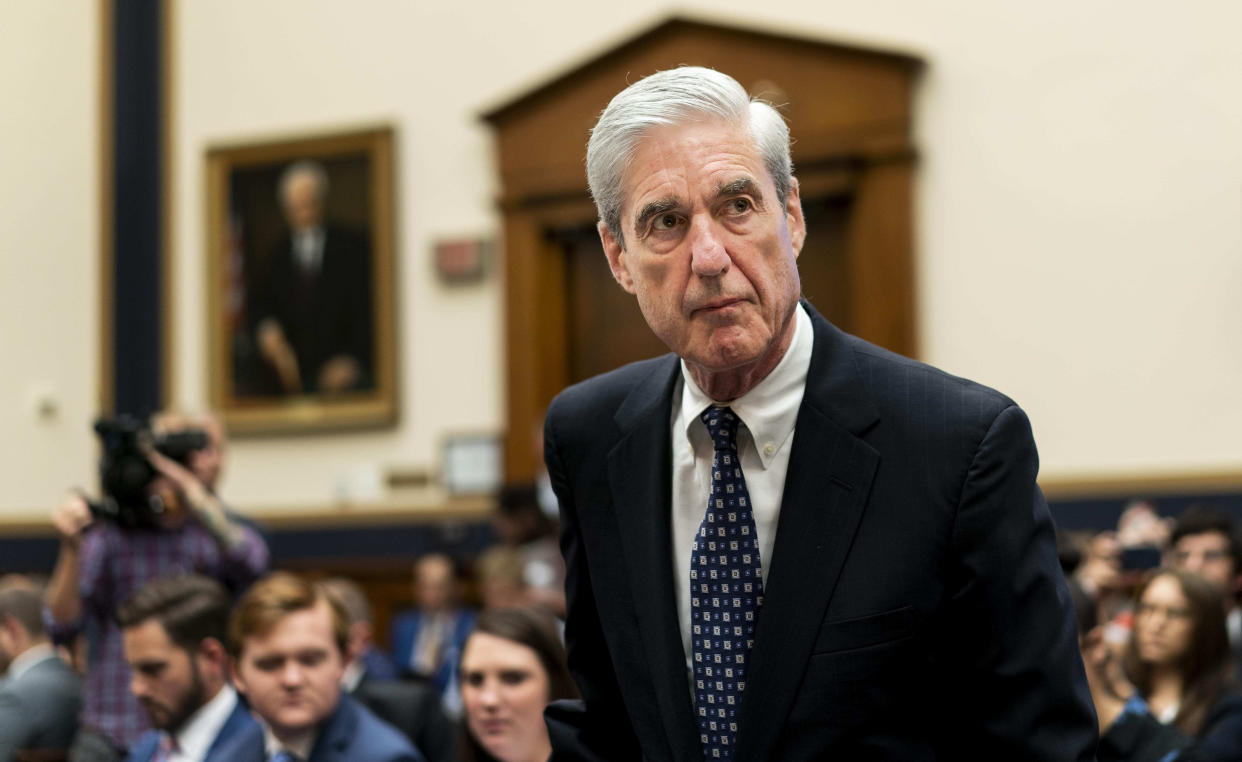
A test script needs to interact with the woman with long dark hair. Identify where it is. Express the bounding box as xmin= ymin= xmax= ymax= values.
xmin=1090 ymin=568 xmax=1242 ymax=760
xmin=457 ymin=607 xmax=576 ymax=762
